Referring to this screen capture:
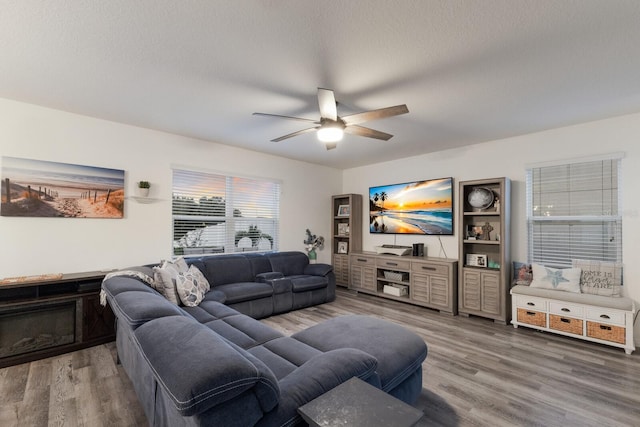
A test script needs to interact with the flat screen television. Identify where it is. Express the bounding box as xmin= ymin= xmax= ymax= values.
xmin=369 ymin=177 xmax=454 ymax=235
